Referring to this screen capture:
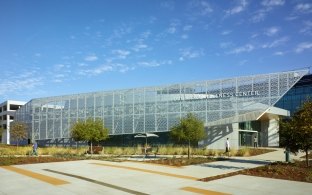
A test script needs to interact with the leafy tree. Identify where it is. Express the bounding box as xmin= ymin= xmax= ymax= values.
xmin=70 ymin=118 xmax=109 ymax=154
xmin=170 ymin=113 xmax=205 ymax=159
xmin=10 ymin=122 xmax=28 ymax=147
xmin=280 ymin=100 xmax=312 ymax=167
